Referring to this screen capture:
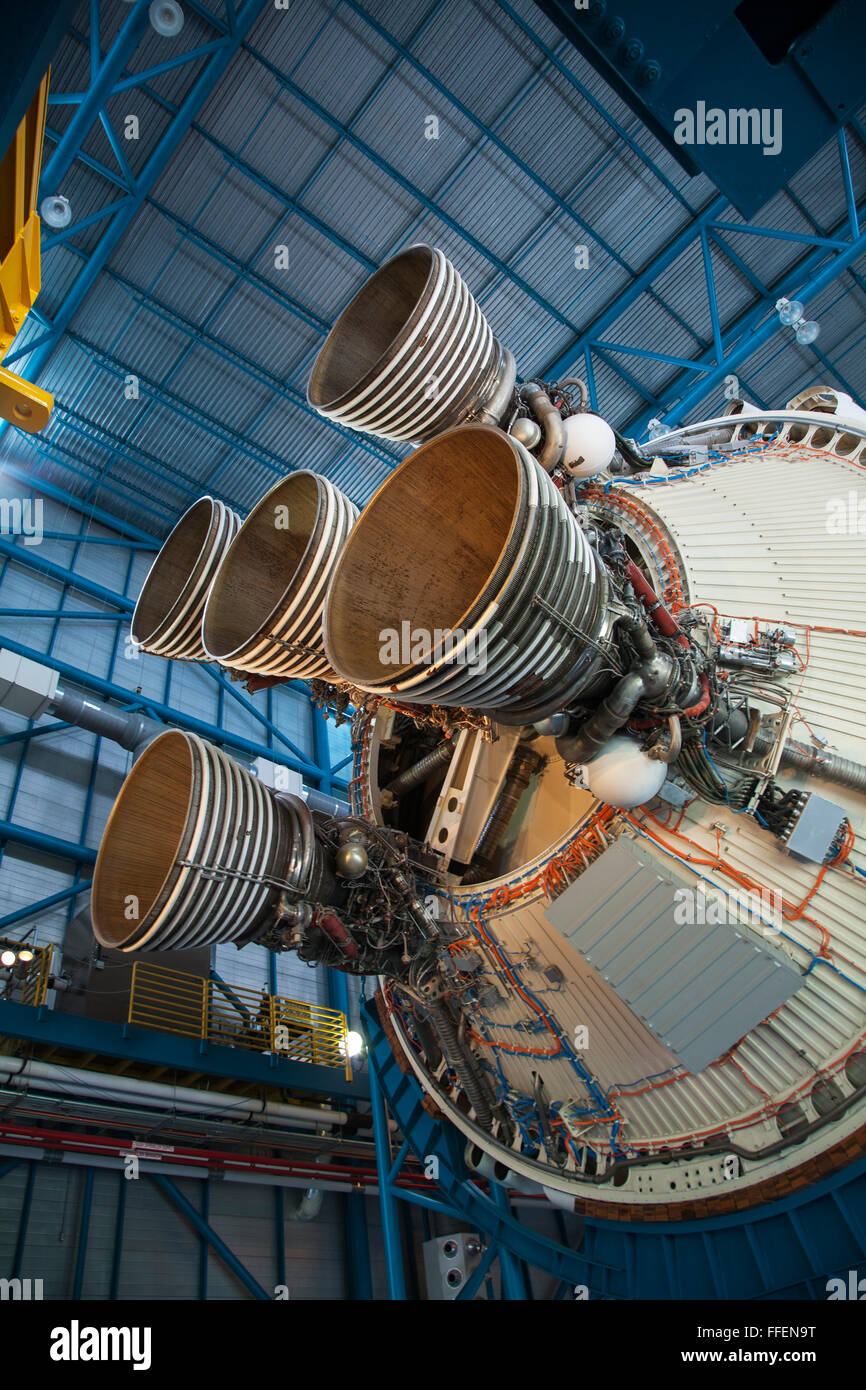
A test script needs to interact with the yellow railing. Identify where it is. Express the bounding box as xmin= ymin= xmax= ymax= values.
xmin=128 ymin=961 xmax=352 ymax=1079
xmin=0 ymin=938 xmax=52 ymax=1007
